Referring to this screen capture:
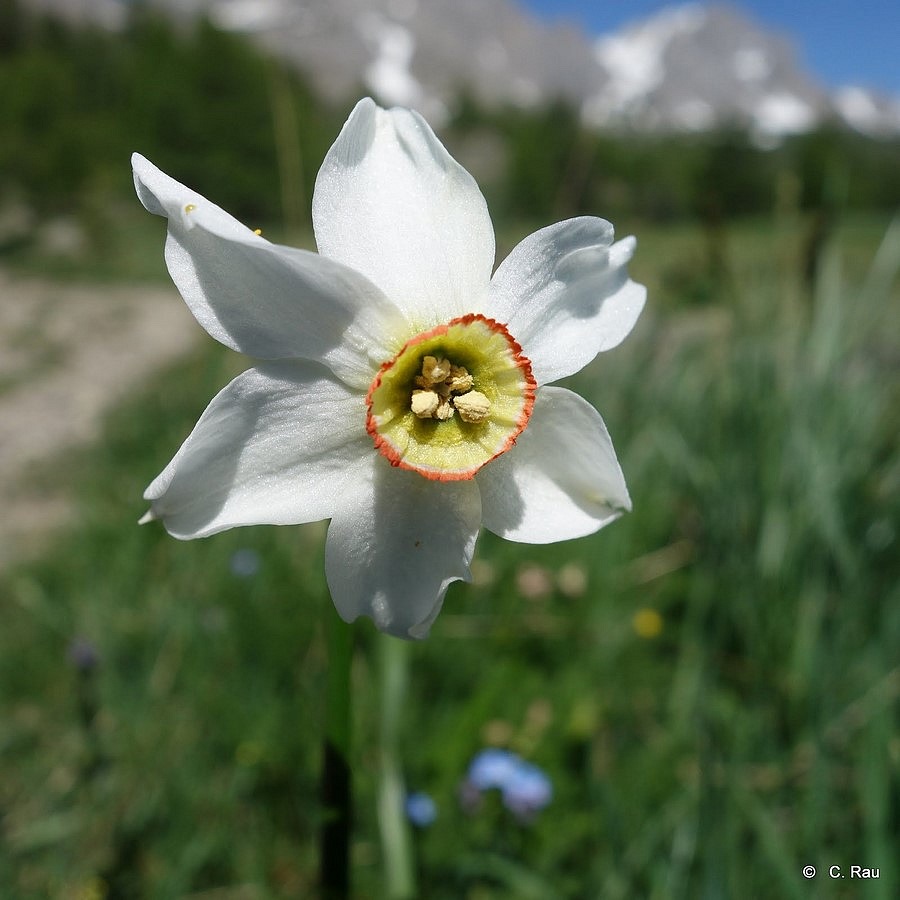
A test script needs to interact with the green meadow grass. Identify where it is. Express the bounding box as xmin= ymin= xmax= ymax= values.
xmin=1 ymin=215 xmax=898 ymax=899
